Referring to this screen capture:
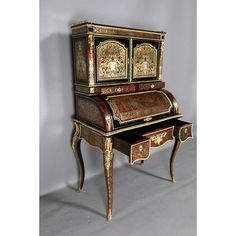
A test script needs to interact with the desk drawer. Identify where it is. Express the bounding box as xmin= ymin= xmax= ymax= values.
xmin=173 ymin=120 xmax=193 ymax=142
xmin=113 ymin=133 xmax=150 ymax=164
xmin=135 ymin=126 xmax=174 ymax=147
